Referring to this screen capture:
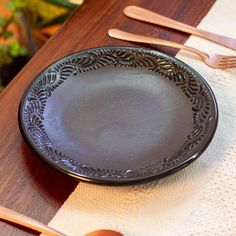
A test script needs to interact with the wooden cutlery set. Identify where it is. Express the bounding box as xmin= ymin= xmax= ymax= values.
xmin=109 ymin=5 xmax=236 ymax=69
